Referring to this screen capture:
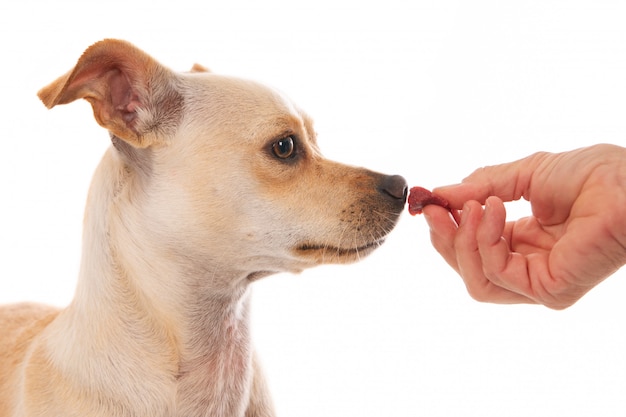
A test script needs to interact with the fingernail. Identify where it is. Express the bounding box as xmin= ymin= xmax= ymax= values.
xmin=484 ymin=198 xmax=491 ymax=213
xmin=459 ymin=203 xmax=470 ymax=226
xmin=434 ymin=183 xmax=461 ymax=193
xmin=484 ymin=197 xmax=497 ymax=216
